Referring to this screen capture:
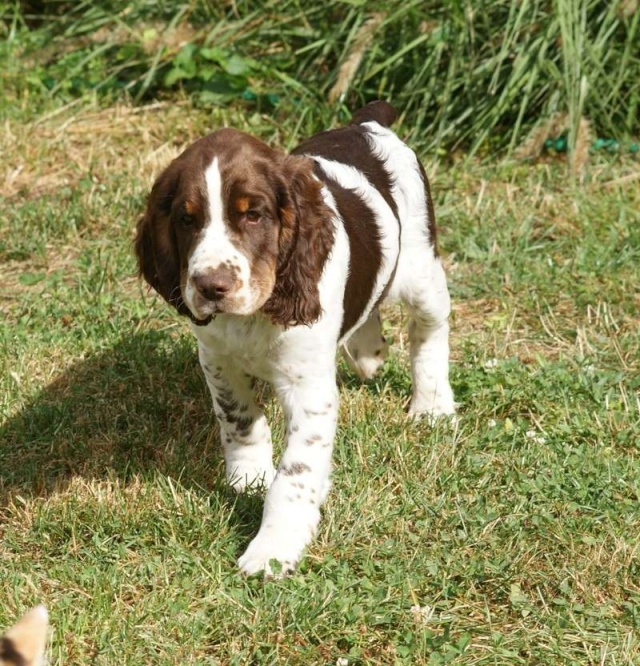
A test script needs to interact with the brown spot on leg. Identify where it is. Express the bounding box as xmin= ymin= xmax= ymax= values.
xmin=280 ymin=462 xmax=312 ymax=475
